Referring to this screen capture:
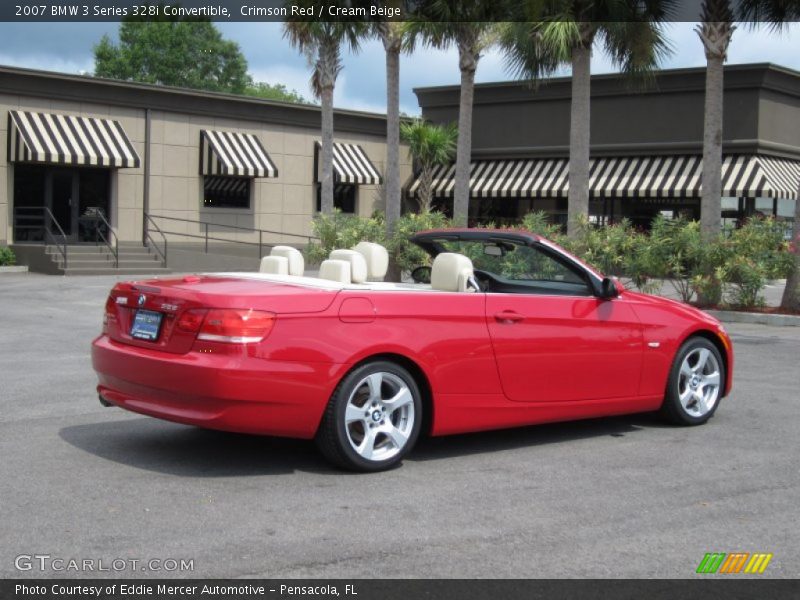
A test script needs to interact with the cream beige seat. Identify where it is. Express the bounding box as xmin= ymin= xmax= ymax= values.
xmin=353 ymin=241 xmax=389 ymax=281
xmin=329 ymin=249 xmax=368 ymax=284
xmin=431 ymin=253 xmax=476 ymax=293
xmin=260 ymin=245 xmax=304 ymax=276
xmin=319 ymin=259 xmax=351 ymax=283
